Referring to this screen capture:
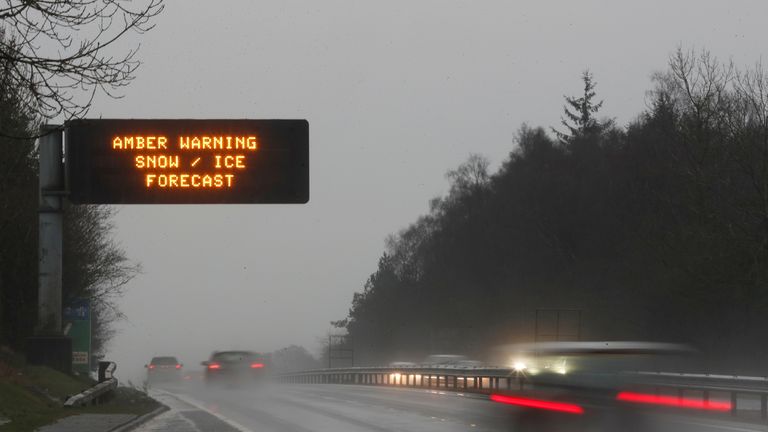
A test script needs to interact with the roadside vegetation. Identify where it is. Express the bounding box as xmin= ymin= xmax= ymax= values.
xmin=338 ymin=48 xmax=768 ymax=374
xmin=0 ymin=346 xmax=158 ymax=431
xmin=0 ymin=35 xmax=141 ymax=363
